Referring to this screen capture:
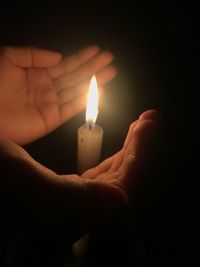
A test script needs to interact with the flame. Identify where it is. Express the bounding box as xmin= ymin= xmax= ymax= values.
xmin=86 ymin=75 xmax=99 ymax=125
